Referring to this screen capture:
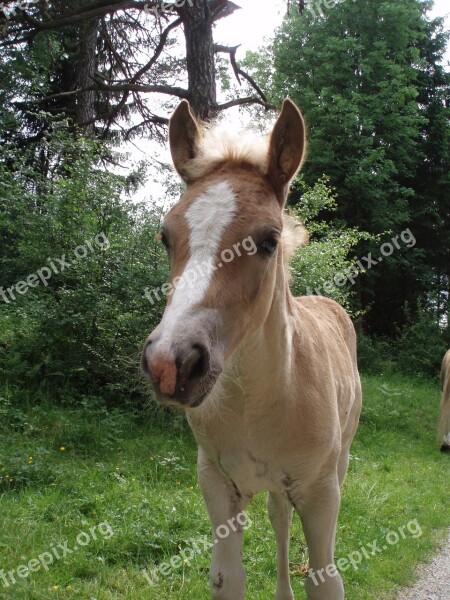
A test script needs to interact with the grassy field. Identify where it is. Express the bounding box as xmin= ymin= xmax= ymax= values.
xmin=0 ymin=373 xmax=448 ymax=600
